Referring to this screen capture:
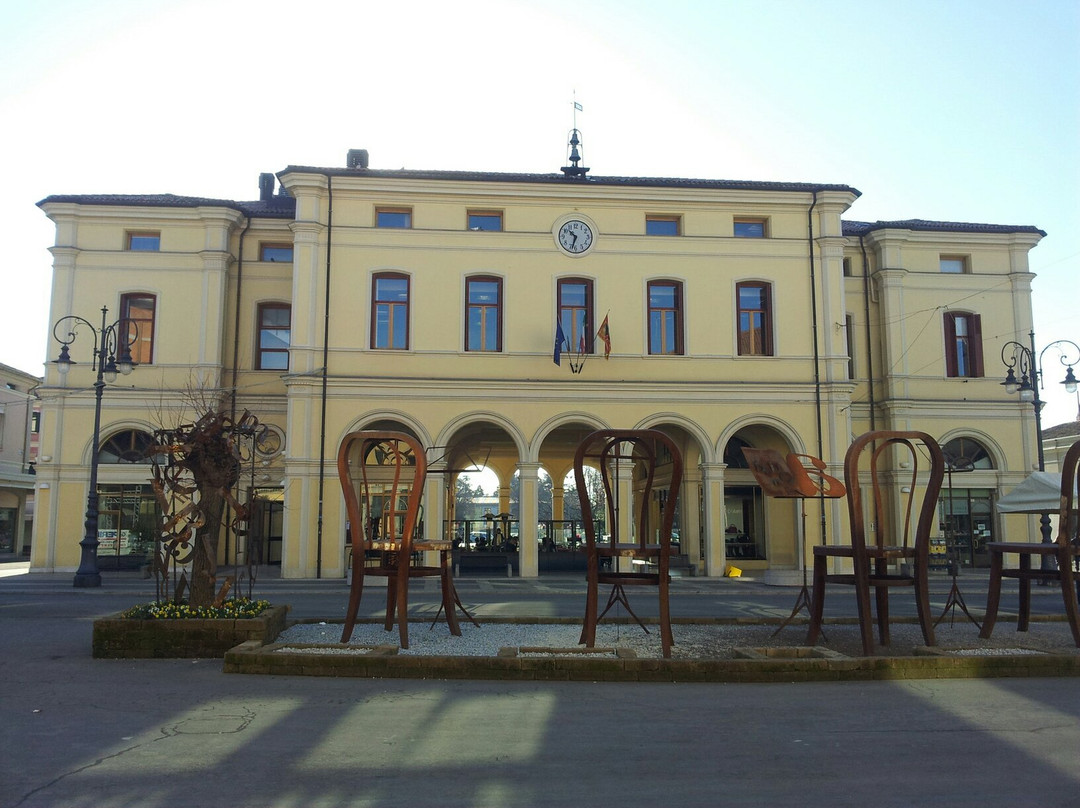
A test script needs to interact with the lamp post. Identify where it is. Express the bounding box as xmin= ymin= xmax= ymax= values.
xmin=53 ymin=306 xmax=136 ymax=588
xmin=1000 ymin=331 xmax=1078 ymax=559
